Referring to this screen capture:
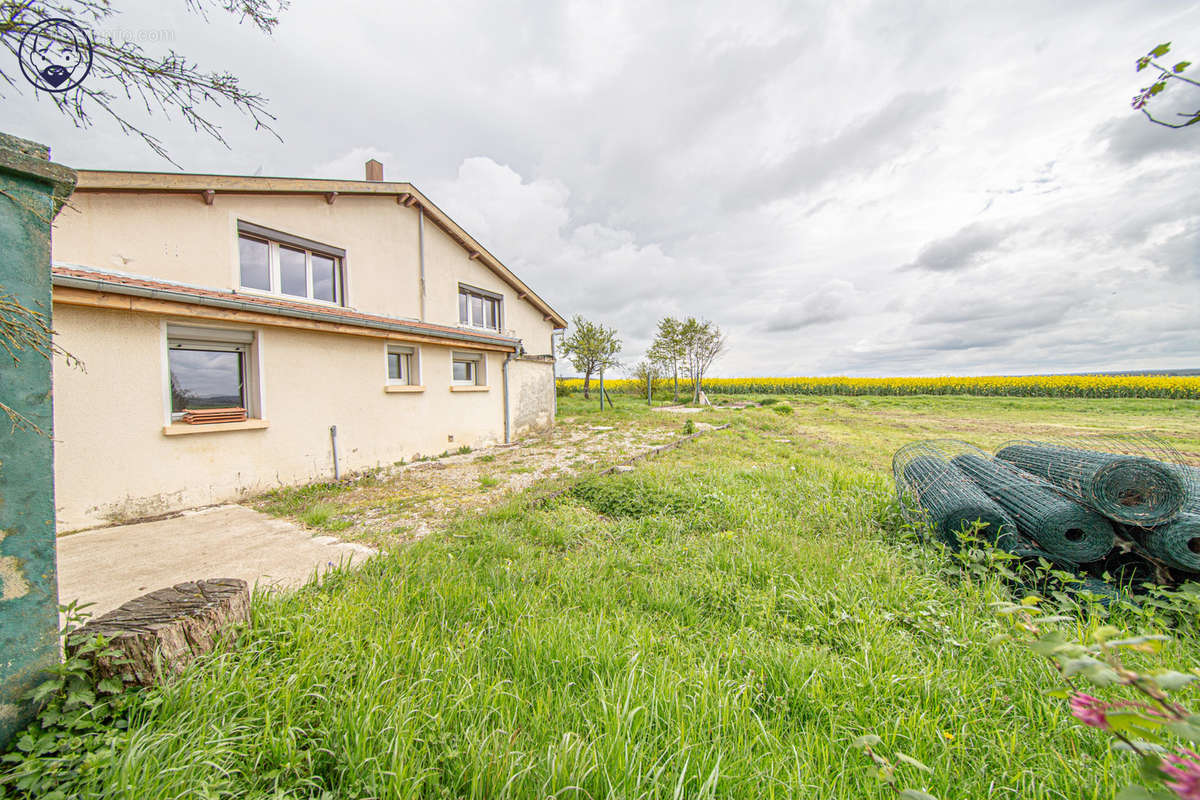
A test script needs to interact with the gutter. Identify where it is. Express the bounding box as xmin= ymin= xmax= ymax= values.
xmin=52 ymin=273 xmax=520 ymax=350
